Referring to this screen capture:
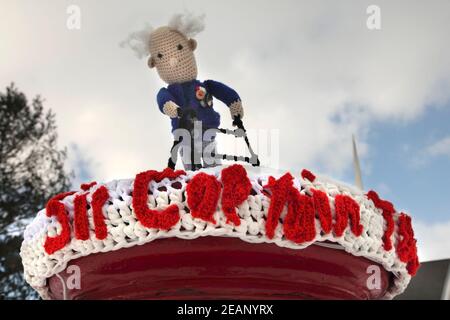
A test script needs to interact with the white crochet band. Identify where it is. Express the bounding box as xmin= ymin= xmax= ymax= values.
xmin=21 ymin=165 xmax=414 ymax=299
